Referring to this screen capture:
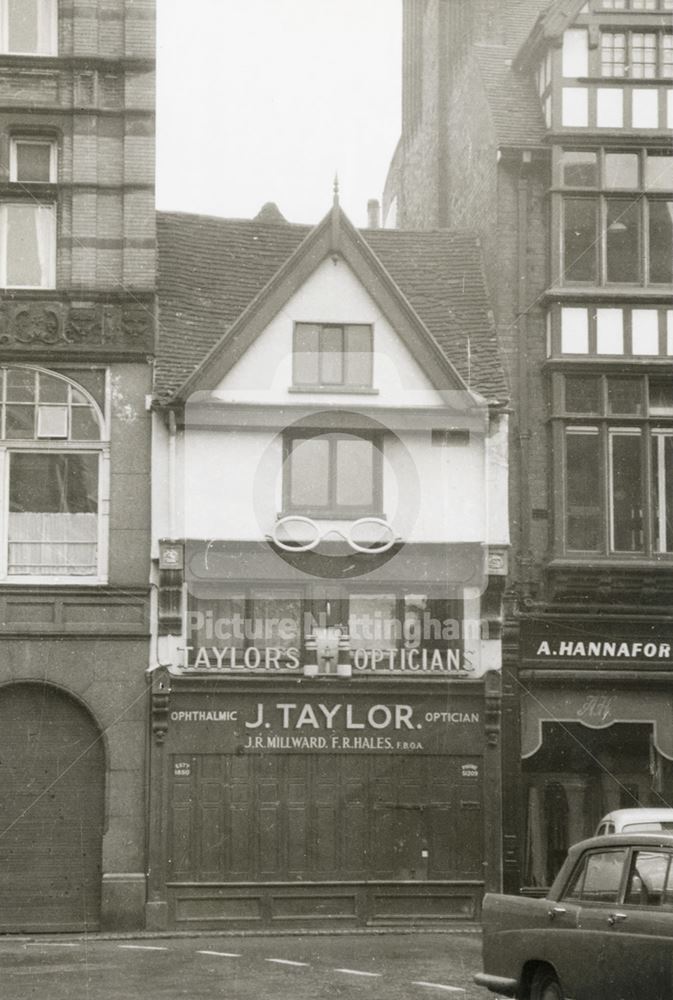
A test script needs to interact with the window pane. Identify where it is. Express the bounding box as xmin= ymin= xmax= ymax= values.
xmin=345 ymin=325 xmax=373 ymax=385
xmin=4 ymin=404 xmax=34 ymax=438
xmin=319 ymin=326 xmax=344 ymax=384
xmin=38 ymin=372 xmax=68 ymax=403
xmin=607 ymin=377 xmax=643 ymax=414
xmin=632 ymin=309 xmax=659 ymax=355
xmin=632 ymin=33 xmax=657 ymax=79
xmin=611 ymin=433 xmax=643 ymax=552
xmin=5 ymin=368 xmax=35 ymax=402
xmin=71 ymin=406 xmax=100 ymax=441
xmin=596 ymin=308 xmax=624 ymax=354
xmin=8 ymin=0 xmax=39 ymax=53
xmin=645 ymin=153 xmax=673 ymax=191
xmin=10 ymin=453 xmax=98 ymax=513
xmin=8 ymin=453 xmax=98 ymax=576
xmin=289 ymin=437 xmax=330 ymax=508
xmin=565 ymin=850 xmax=626 ymax=902
xmin=15 ymin=142 xmax=52 ymax=183
xmin=606 ymin=200 xmax=641 ymax=283
xmin=187 ymin=595 xmax=246 ymax=651
xmin=5 ymin=203 xmax=54 ymax=287
xmin=605 ymin=153 xmax=639 ymax=189
xmin=563 ymin=199 xmax=597 ymax=282
xmin=293 ymin=324 xmax=320 ymax=385
xmin=566 ymin=432 xmax=601 ymax=550
xmin=349 ymin=594 xmax=398 ymax=652
xmin=649 ymin=201 xmax=673 ymax=284
xmin=652 ymin=435 xmax=673 ymax=553
xmin=650 ymin=379 xmax=673 ymax=414
xmin=250 ymin=592 xmax=301 ymax=652
xmin=335 ymin=436 xmax=375 ymax=508
xmin=561 ymin=151 xmax=598 ymax=187
xmin=565 ymin=376 xmax=601 ymax=413
xmin=601 ymin=33 xmax=626 ymax=76
xmin=625 ymin=851 xmax=672 ymax=905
